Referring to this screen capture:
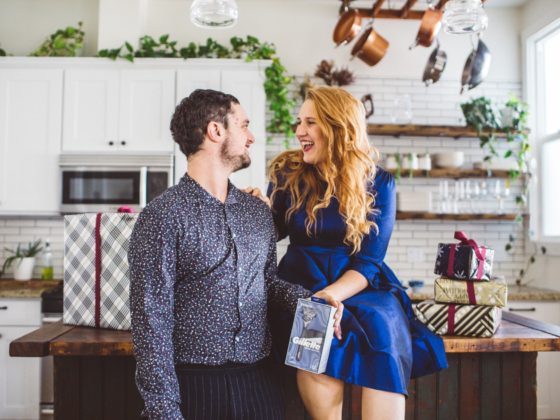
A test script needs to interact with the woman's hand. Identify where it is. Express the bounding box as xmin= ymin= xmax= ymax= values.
xmin=241 ymin=187 xmax=271 ymax=208
xmin=312 ymin=290 xmax=344 ymax=340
